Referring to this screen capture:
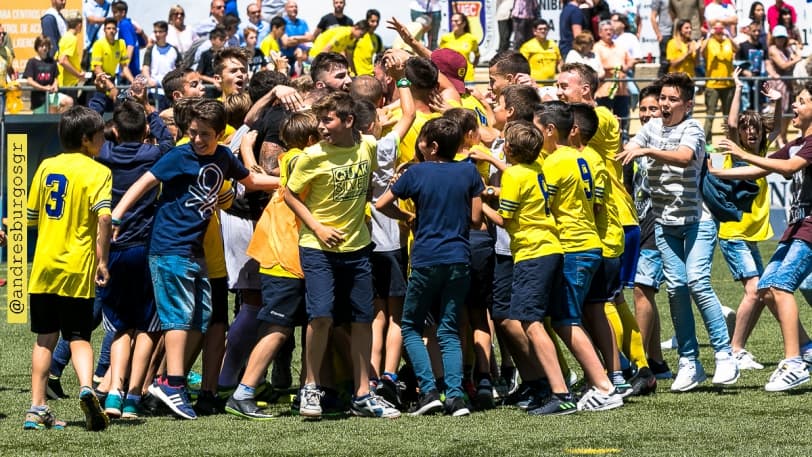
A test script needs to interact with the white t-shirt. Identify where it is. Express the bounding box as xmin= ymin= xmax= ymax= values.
xmin=371 ymin=131 xmax=402 ymax=252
